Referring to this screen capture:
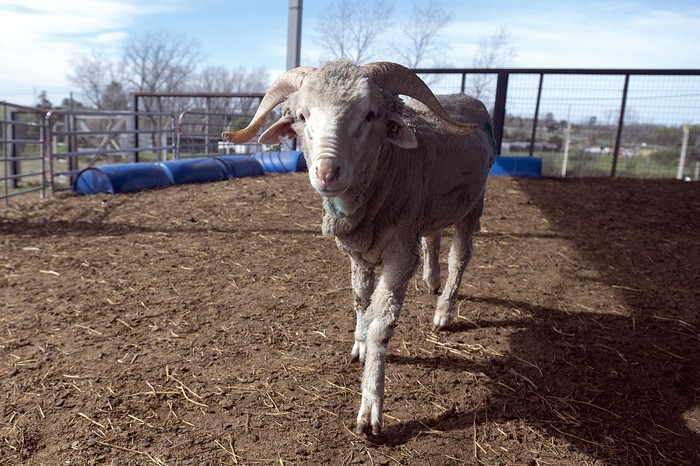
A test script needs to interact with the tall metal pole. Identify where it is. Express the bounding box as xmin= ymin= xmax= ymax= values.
xmin=287 ymin=0 xmax=303 ymax=70
xmin=492 ymin=71 xmax=509 ymax=155
xmin=611 ymin=74 xmax=630 ymax=177
xmin=287 ymin=0 xmax=303 ymax=150
xmin=529 ymin=73 xmax=544 ymax=157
